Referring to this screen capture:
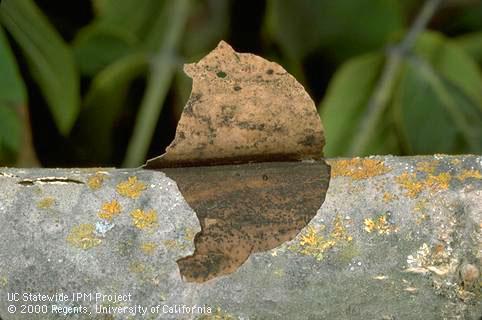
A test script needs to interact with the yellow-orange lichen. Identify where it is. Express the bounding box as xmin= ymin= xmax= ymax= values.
xmin=87 ymin=172 xmax=106 ymax=190
xmin=162 ymin=239 xmax=178 ymax=249
xmin=383 ymin=192 xmax=395 ymax=203
xmin=0 ymin=276 xmax=7 ymax=287
xmin=183 ymin=227 xmax=197 ymax=242
xmin=66 ymin=224 xmax=102 ymax=250
xmin=98 ymin=200 xmax=122 ymax=220
xmin=300 ymin=226 xmax=325 ymax=246
xmin=425 ymin=172 xmax=451 ymax=191
xmin=395 ymin=173 xmax=424 ymax=198
xmin=293 ymin=215 xmax=352 ymax=260
xmin=129 ymin=261 xmax=146 ymax=273
xmin=363 ymin=214 xmax=397 ymax=235
xmin=140 ymin=242 xmax=157 ymax=255
xmin=329 ymin=158 xmax=391 ymax=180
xmin=116 ymin=176 xmax=146 ymax=199
xmin=413 ymin=199 xmax=429 ymax=224
xmin=37 ymin=197 xmax=56 ymax=209
xmin=456 ymin=169 xmax=482 ymax=180
xmin=331 ymin=215 xmax=353 ymax=242
xmin=297 ymin=225 xmax=336 ymax=260
xmin=130 ymin=209 xmax=158 ymax=229
xmin=416 ymin=161 xmax=438 ymax=174
xmin=396 ymin=171 xmax=452 ymax=198
xmin=450 ymin=158 xmax=461 ymax=166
